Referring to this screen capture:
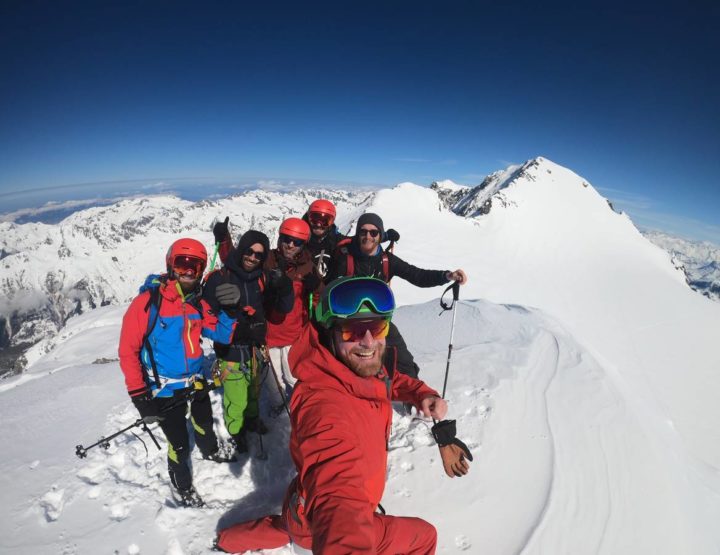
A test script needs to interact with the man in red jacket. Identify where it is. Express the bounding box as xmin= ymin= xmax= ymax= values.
xmin=215 ymin=277 xmax=447 ymax=554
xmin=119 ymin=238 xmax=237 ymax=507
xmin=264 ymin=217 xmax=323 ymax=411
